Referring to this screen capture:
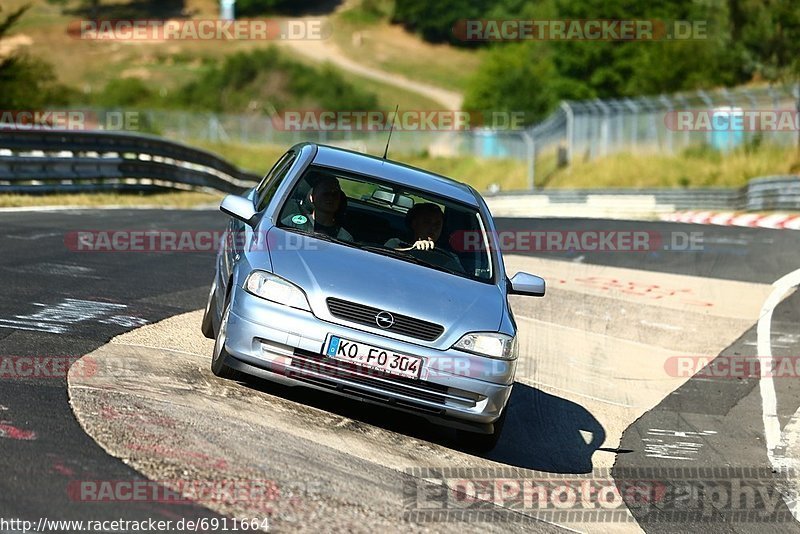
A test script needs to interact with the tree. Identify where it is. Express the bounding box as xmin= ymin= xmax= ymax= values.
xmin=45 ymin=0 xmax=100 ymax=18
xmin=0 ymin=5 xmax=74 ymax=109
xmin=392 ymin=0 xmax=493 ymax=45
xmin=463 ymin=42 xmax=566 ymax=124
xmin=730 ymin=0 xmax=800 ymax=82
